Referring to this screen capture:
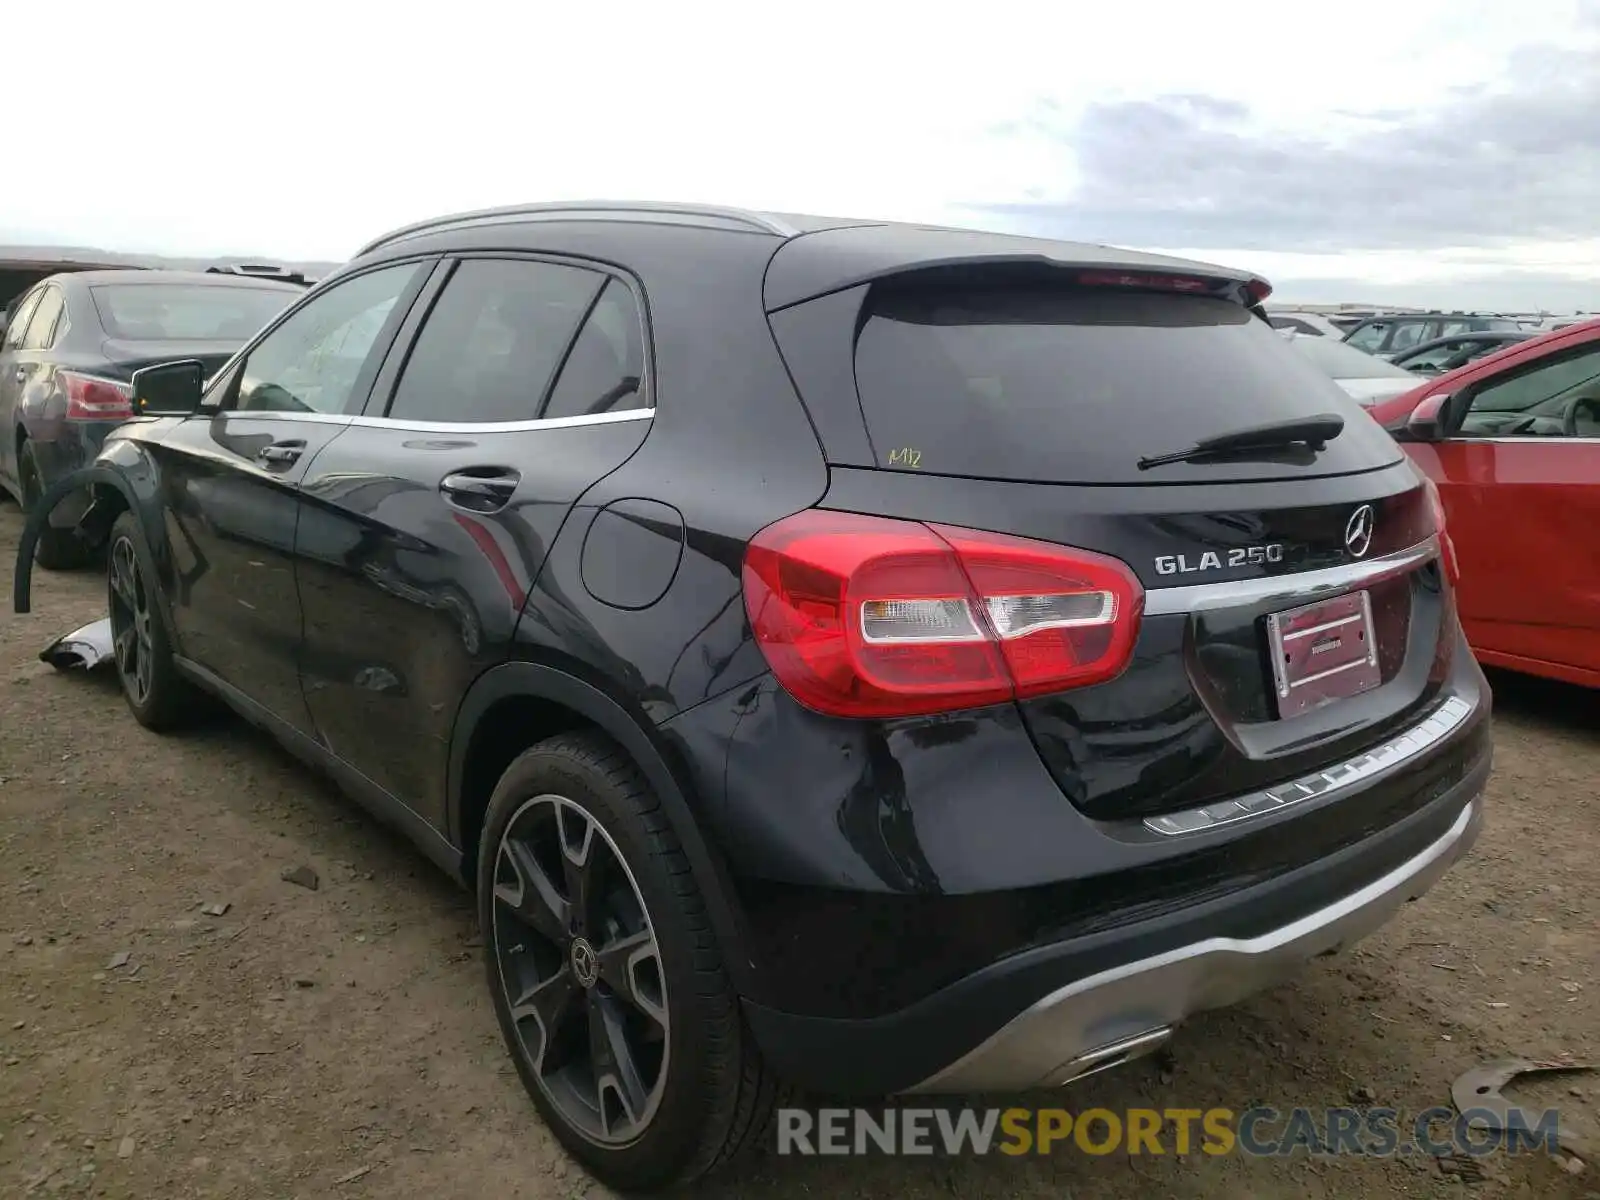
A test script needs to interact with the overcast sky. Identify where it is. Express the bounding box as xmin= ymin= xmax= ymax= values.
xmin=6 ymin=0 xmax=1599 ymax=308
